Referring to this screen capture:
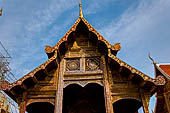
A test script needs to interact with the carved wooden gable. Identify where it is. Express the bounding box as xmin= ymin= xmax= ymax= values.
xmin=62 ymin=20 xmax=105 ymax=88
